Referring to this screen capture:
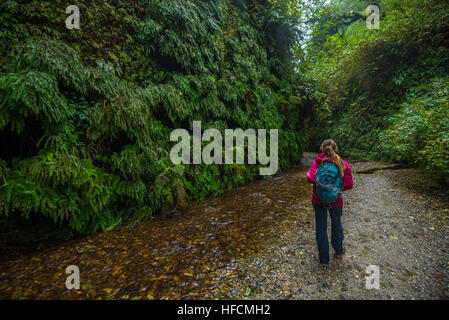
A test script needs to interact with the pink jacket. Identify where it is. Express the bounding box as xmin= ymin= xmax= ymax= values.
xmin=306 ymin=153 xmax=353 ymax=207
